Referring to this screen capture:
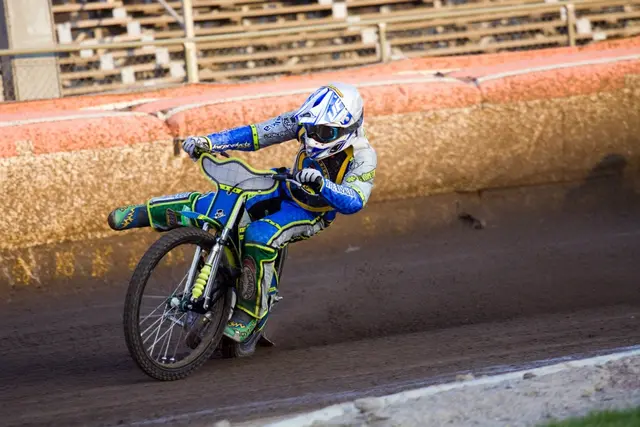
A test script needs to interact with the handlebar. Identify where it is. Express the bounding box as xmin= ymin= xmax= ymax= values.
xmin=195 ymin=147 xmax=308 ymax=191
xmin=184 ymin=139 xmax=311 ymax=191
xmin=272 ymin=172 xmax=294 ymax=182
xmin=272 ymin=172 xmax=322 ymax=197
xmin=206 ymin=150 xmax=230 ymax=159
xmin=273 ymin=172 xmax=305 ymax=189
